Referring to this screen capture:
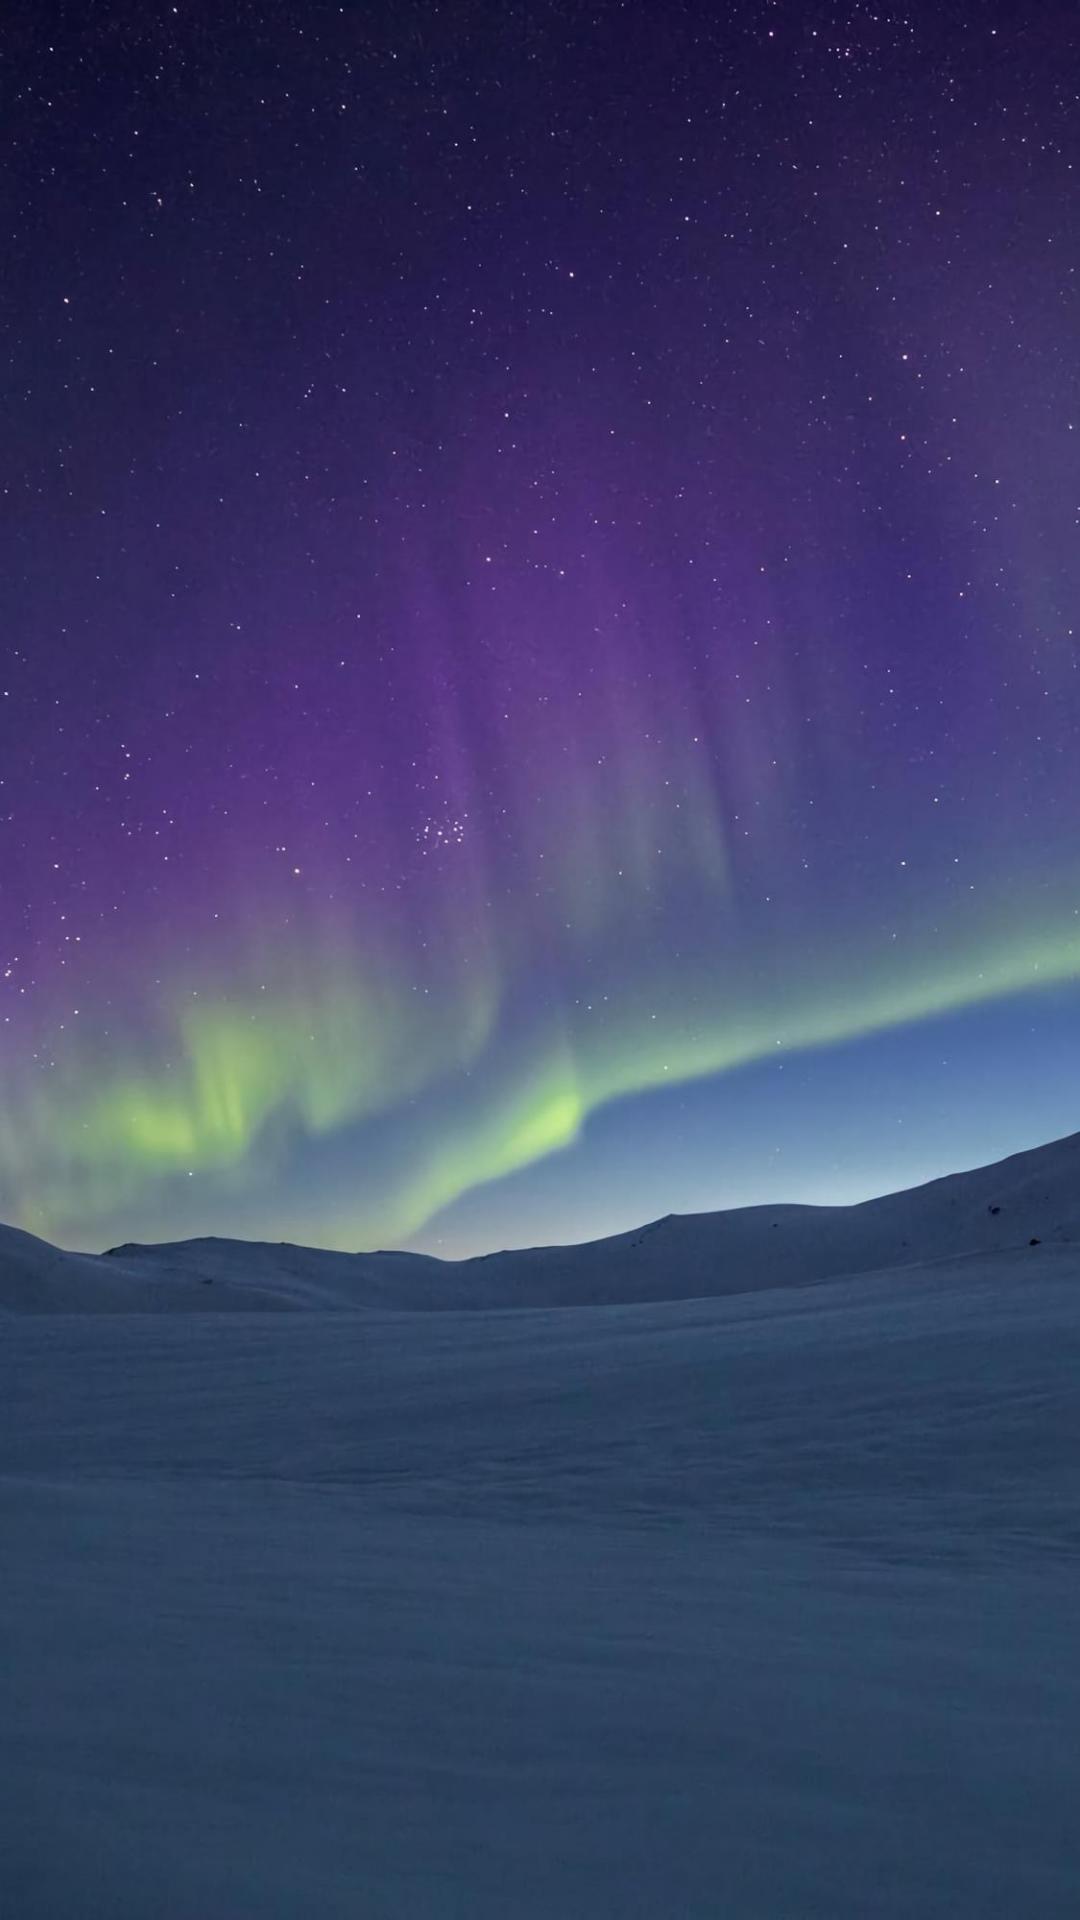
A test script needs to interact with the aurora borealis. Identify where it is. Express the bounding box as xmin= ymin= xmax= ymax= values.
xmin=4 ymin=2 xmax=1080 ymax=1254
